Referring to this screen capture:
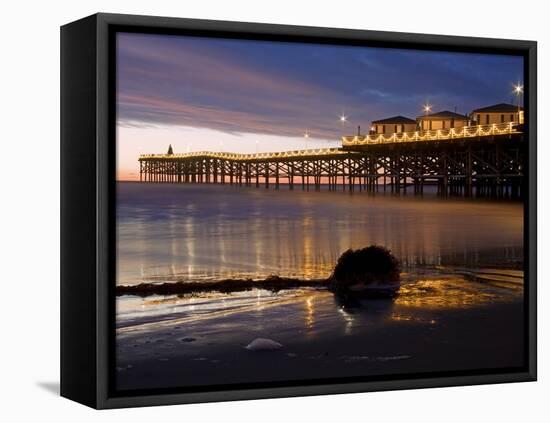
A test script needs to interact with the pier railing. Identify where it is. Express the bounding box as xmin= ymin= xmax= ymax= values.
xmin=342 ymin=122 xmax=520 ymax=146
xmin=140 ymin=123 xmax=522 ymax=162
xmin=139 ymin=147 xmax=348 ymax=161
